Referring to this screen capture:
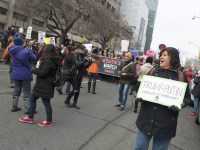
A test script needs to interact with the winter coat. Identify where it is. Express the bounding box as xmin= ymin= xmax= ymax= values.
xmin=9 ymin=45 xmax=36 ymax=80
xmin=32 ymin=57 xmax=60 ymax=99
xmin=87 ymin=58 xmax=101 ymax=75
xmin=119 ymin=60 xmax=136 ymax=84
xmin=136 ymin=67 xmax=191 ymax=138
xmin=137 ymin=63 xmax=153 ymax=82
